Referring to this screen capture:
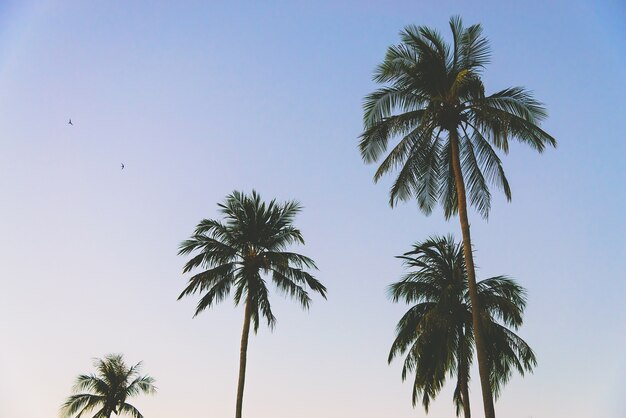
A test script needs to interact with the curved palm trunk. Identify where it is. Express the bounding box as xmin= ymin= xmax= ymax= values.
xmin=450 ymin=130 xmax=496 ymax=418
xmin=235 ymin=293 xmax=253 ymax=418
